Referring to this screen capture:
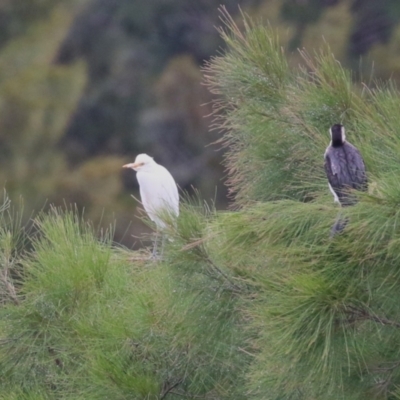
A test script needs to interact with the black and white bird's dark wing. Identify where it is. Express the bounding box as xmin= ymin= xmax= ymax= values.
xmin=324 ymin=143 xmax=367 ymax=206
xmin=345 ymin=142 xmax=368 ymax=192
